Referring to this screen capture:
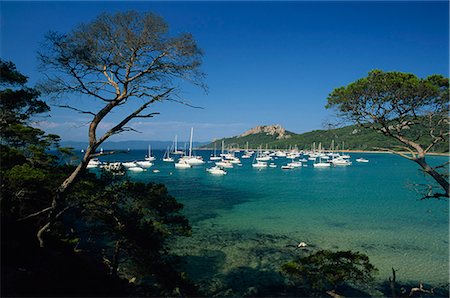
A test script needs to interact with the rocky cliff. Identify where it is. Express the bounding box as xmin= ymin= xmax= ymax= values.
xmin=239 ymin=124 xmax=291 ymax=140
